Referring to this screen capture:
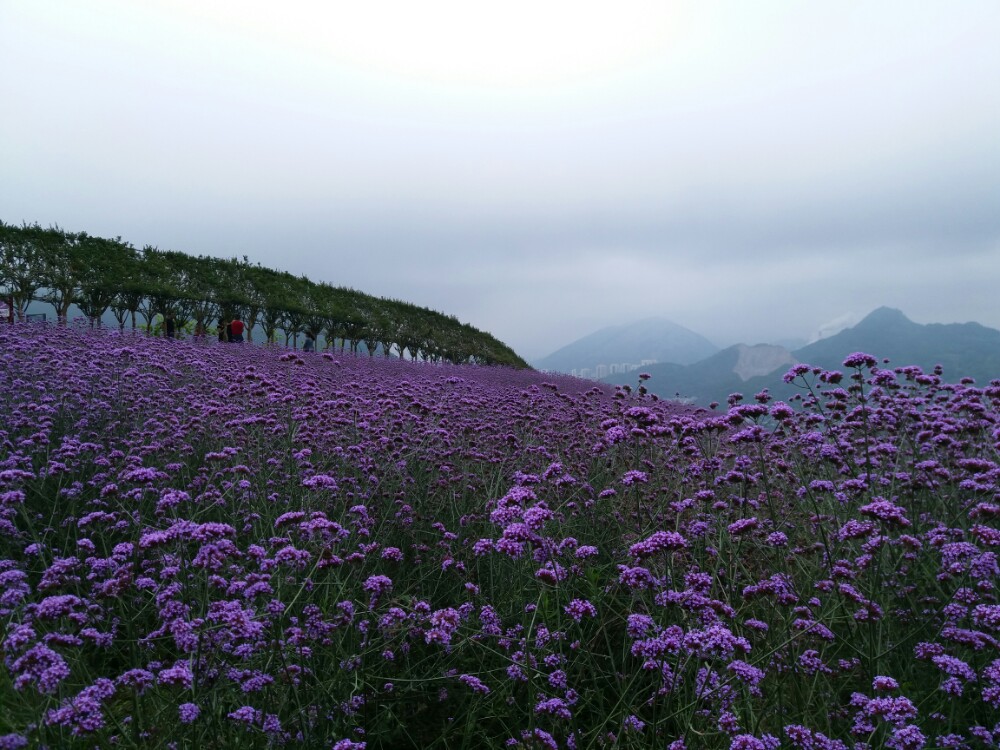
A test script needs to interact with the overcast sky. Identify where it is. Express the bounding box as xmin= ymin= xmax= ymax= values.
xmin=2 ymin=1 xmax=998 ymax=359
